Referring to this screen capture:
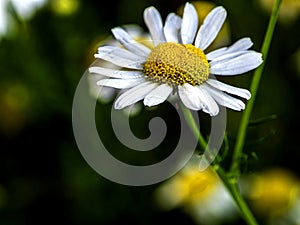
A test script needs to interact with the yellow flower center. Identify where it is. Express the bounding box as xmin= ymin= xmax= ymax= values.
xmin=143 ymin=42 xmax=210 ymax=86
